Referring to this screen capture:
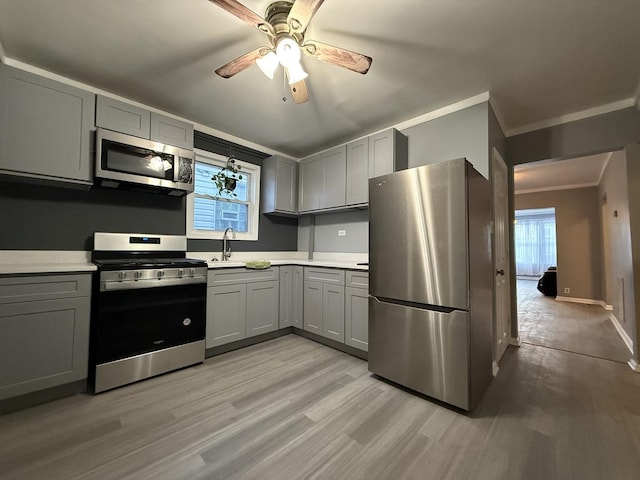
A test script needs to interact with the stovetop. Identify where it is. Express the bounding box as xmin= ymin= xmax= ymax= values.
xmin=93 ymin=257 xmax=207 ymax=270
